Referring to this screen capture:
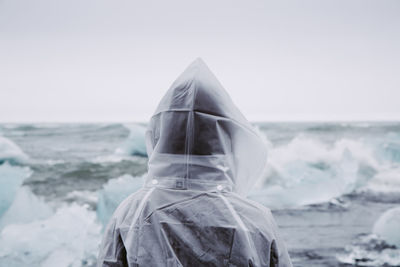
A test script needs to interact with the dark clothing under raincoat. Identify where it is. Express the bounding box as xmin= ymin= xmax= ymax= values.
xmin=97 ymin=58 xmax=293 ymax=267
